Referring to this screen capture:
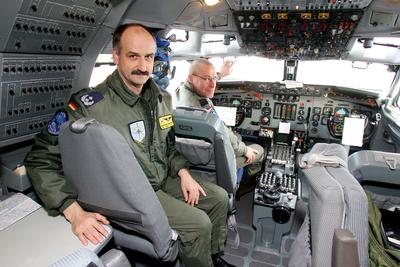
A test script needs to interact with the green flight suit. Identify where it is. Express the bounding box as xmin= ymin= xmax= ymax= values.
xmin=173 ymin=81 xmax=264 ymax=177
xmin=24 ymin=70 xmax=229 ymax=267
